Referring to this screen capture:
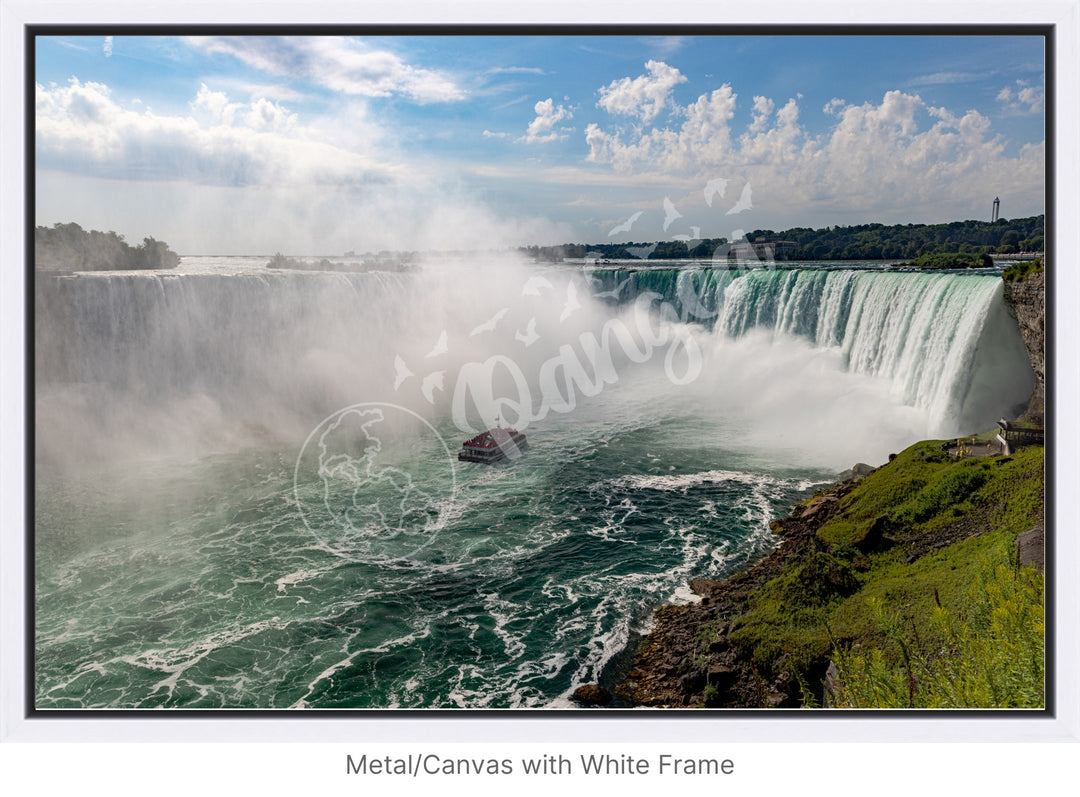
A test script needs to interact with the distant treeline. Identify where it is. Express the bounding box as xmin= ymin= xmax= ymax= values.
xmin=35 ymin=222 xmax=181 ymax=271
xmin=522 ymin=239 xmax=730 ymax=262
xmin=265 ymin=252 xmax=416 ymax=273
xmin=522 ymin=215 xmax=1044 ymax=262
